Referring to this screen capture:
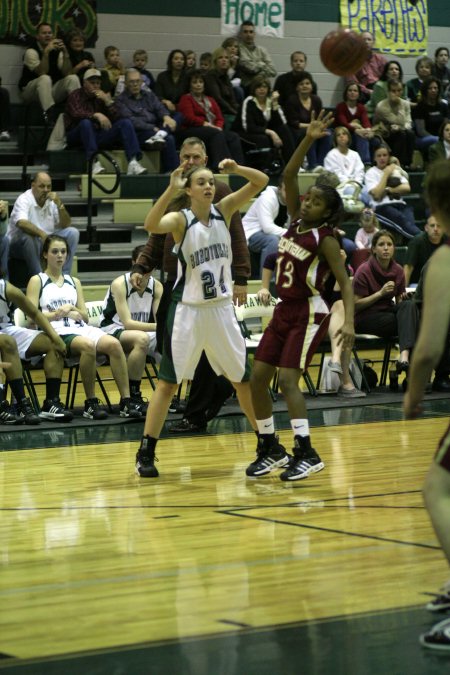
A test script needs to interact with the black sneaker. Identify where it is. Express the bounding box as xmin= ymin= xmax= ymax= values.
xmin=425 ymin=583 xmax=450 ymax=613
xmin=83 ymin=398 xmax=108 ymax=420
xmin=40 ymin=398 xmax=74 ymax=422
xmin=131 ymin=392 xmax=148 ymax=416
xmin=168 ymin=418 xmax=207 ymax=433
xmin=135 ymin=439 xmax=159 ymax=478
xmin=246 ymin=436 xmax=290 ymax=476
xmin=119 ymin=397 xmax=142 ymax=418
xmin=168 ymin=397 xmax=187 ymax=414
xmin=17 ymin=398 xmax=41 ymax=425
xmin=280 ymin=446 xmax=325 ymax=482
xmin=0 ymin=400 xmax=23 ymax=425
xmin=419 ymin=617 xmax=450 ymax=651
